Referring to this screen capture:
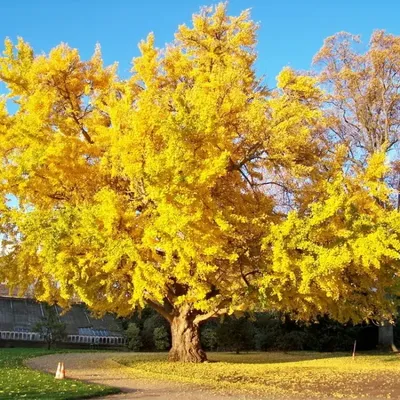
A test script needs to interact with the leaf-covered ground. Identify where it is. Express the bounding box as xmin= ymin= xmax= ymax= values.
xmin=115 ymin=352 xmax=400 ymax=399
xmin=0 ymin=348 xmax=120 ymax=399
